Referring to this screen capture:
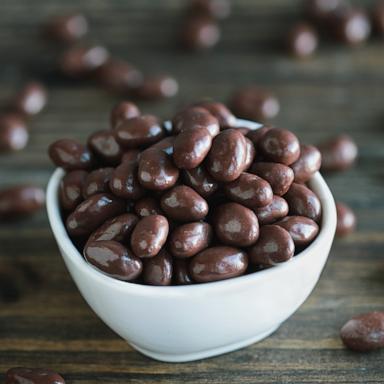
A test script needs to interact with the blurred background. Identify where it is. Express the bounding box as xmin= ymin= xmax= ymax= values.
xmin=0 ymin=0 xmax=383 ymax=383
